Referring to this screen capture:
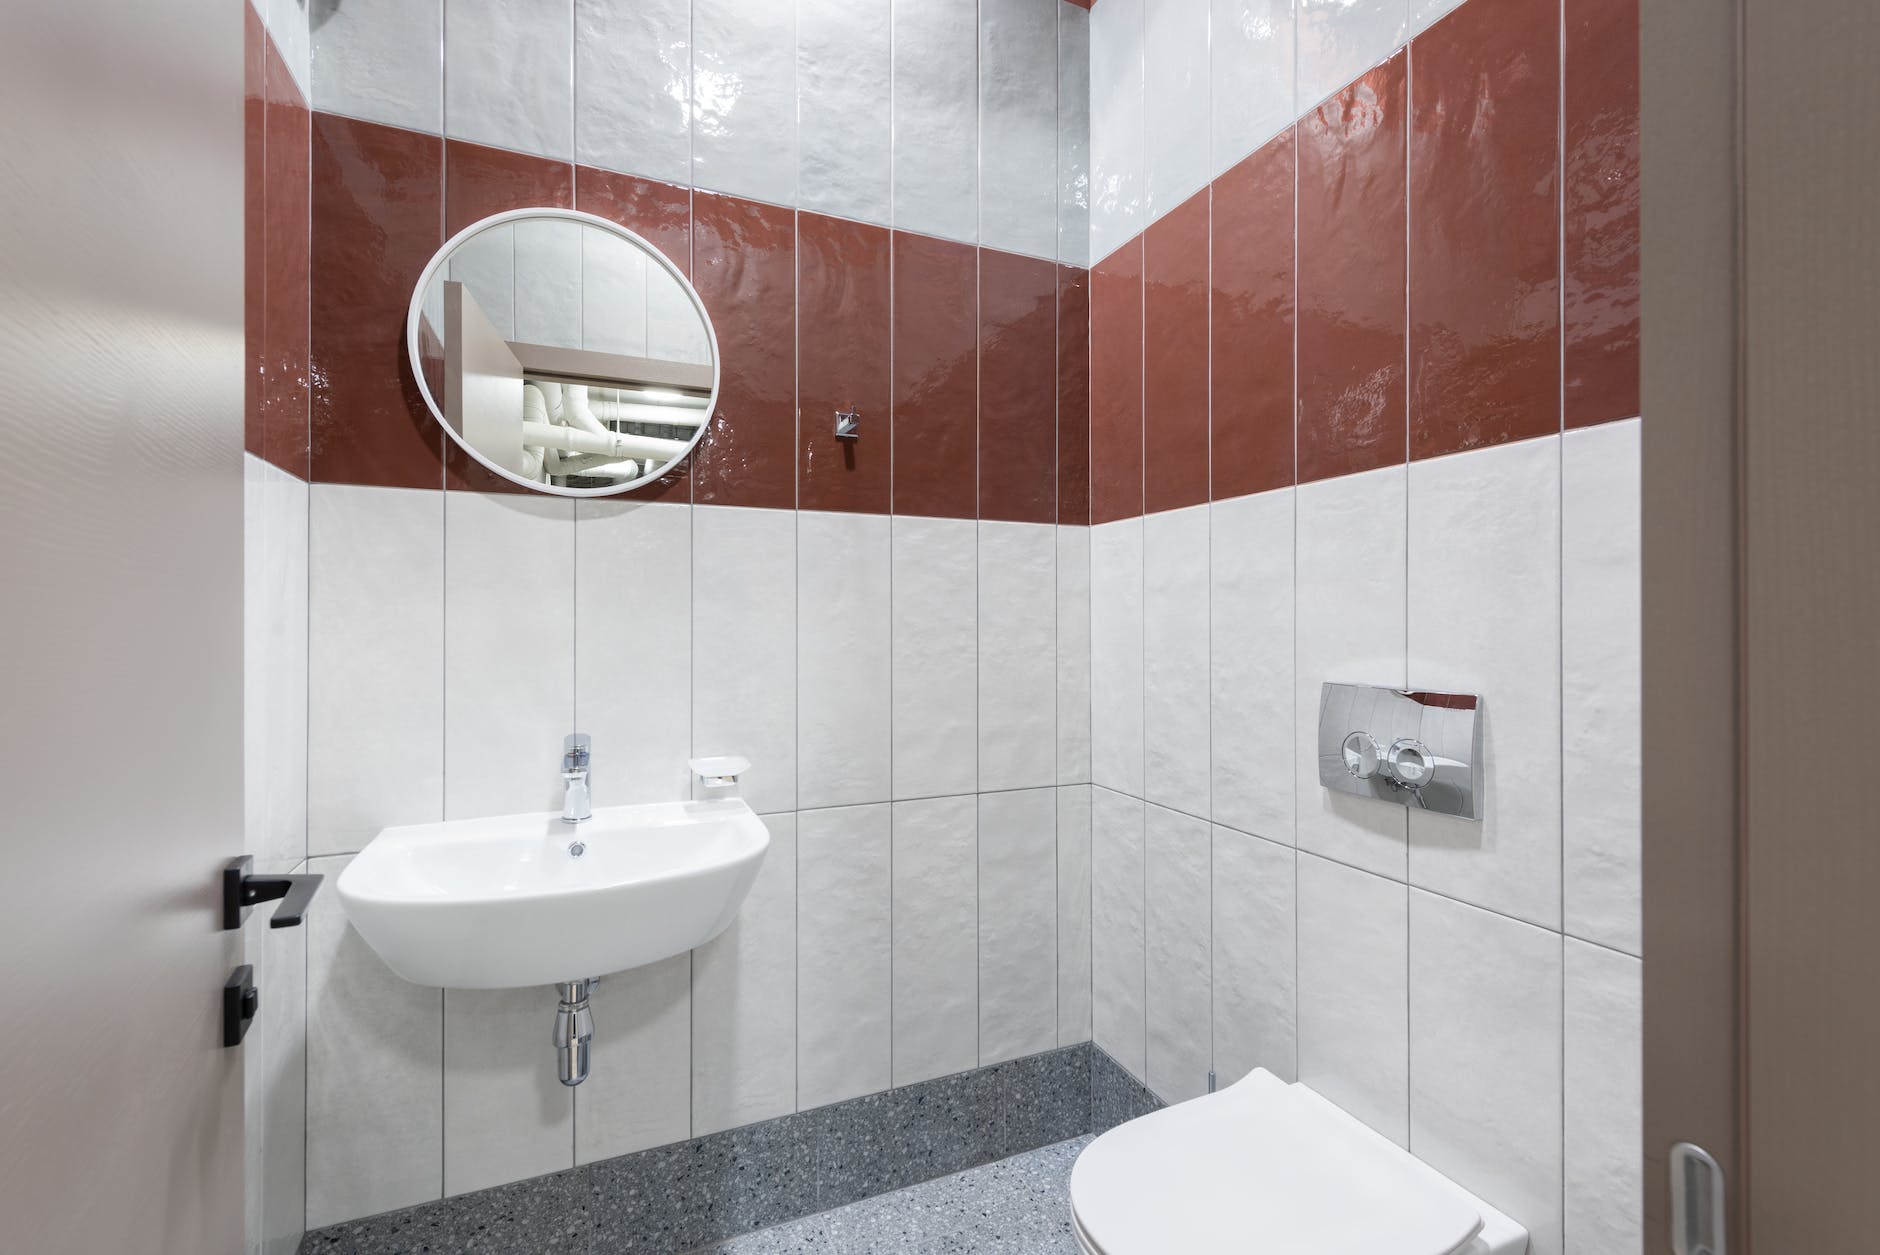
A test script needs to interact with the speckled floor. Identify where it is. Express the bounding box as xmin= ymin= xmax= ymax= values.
xmin=683 ymin=1135 xmax=1092 ymax=1254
